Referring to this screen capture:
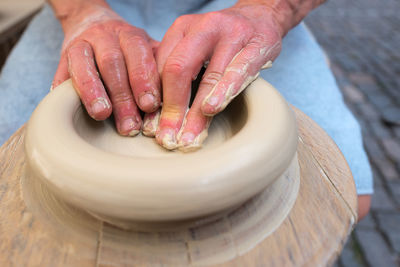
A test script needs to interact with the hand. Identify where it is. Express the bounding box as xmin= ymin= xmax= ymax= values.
xmin=52 ymin=4 xmax=161 ymax=136
xmin=154 ymin=3 xmax=283 ymax=151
